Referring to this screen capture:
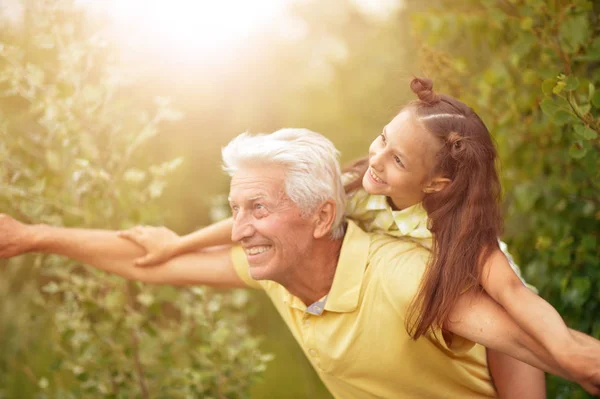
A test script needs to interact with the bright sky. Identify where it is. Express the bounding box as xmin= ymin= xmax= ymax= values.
xmin=83 ymin=0 xmax=294 ymax=54
xmin=81 ymin=0 xmax=402 ymax=55
xmin=2 ymin=0 xmax=402 ymax=57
